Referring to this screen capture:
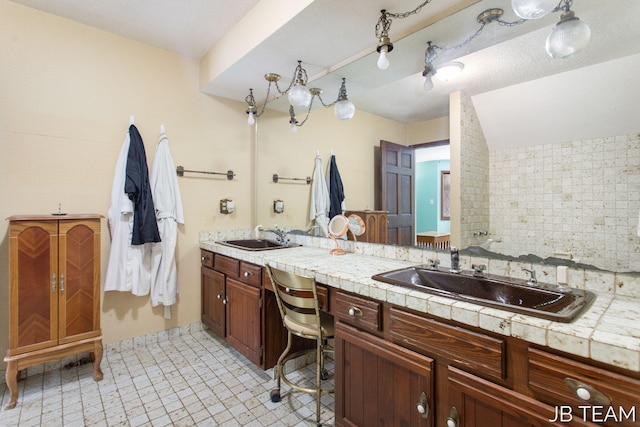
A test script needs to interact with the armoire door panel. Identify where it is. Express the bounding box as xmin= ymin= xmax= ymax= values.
xmin=12 ymin=222 xmax=58 ymax=352
xmin=60 ymin=222 xmax=99 ymax=341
